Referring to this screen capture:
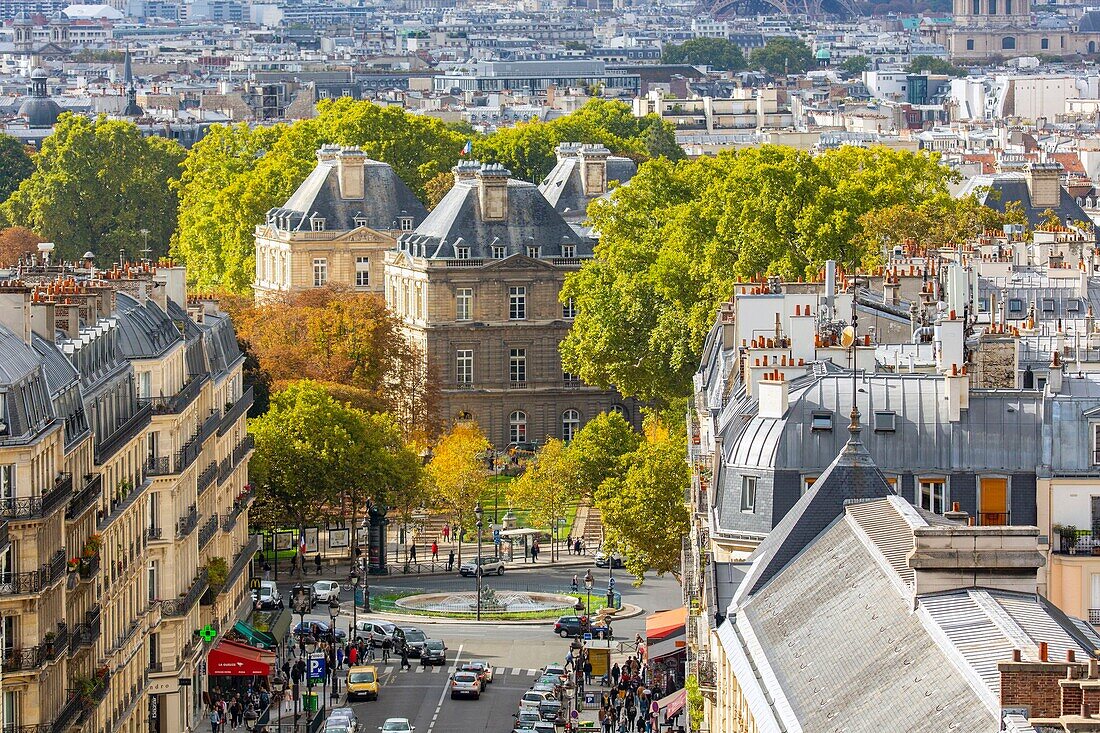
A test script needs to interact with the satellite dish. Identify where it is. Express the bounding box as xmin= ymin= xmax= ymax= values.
xmin=840 ymin=326 xmax=856 ymax=348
